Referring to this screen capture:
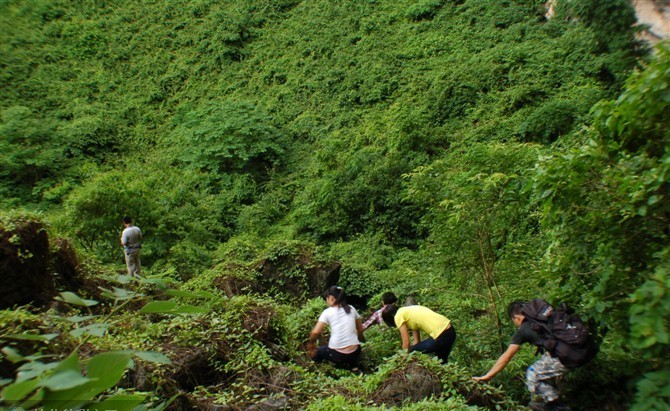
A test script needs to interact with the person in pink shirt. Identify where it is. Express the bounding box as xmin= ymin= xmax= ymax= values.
xmin=362 ymin=292 xmax=398 ymax=330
